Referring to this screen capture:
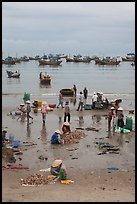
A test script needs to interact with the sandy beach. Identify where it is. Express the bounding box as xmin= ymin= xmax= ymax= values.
xmin=2 ymin=95 xmax=135 ymax=202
